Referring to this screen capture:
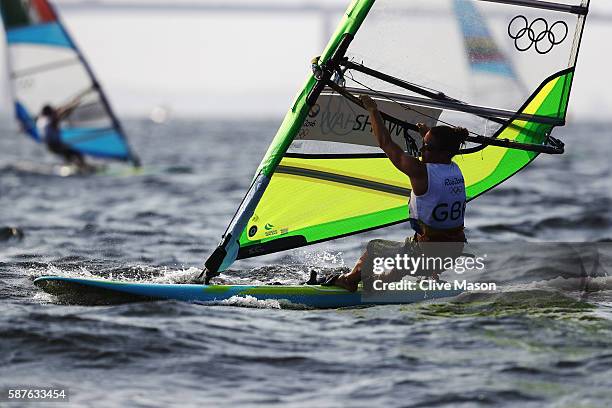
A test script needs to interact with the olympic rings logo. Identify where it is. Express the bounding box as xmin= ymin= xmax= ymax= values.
xmin=508 ymin=15 xmax=568 ymax=54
